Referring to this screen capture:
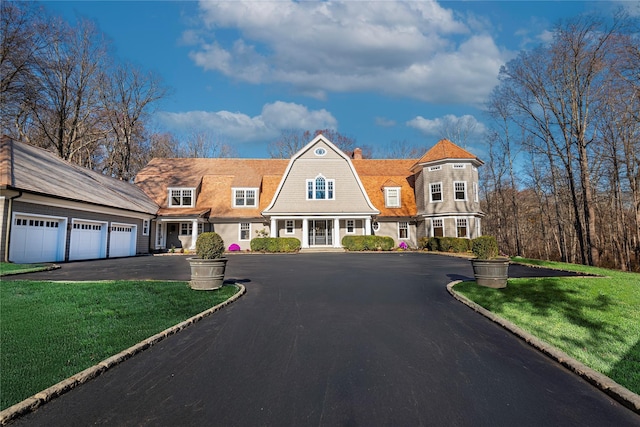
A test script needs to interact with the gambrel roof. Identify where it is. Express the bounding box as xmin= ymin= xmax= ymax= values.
xmin=0 ymin=136 xmax=158 ymax=215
